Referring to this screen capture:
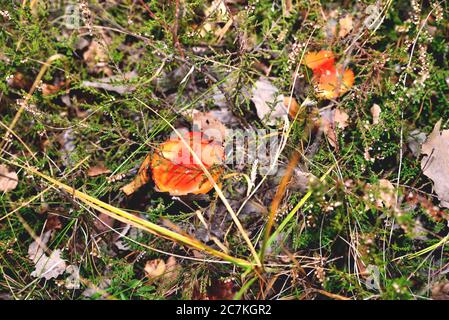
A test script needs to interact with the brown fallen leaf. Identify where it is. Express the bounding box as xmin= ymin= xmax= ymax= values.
xmin=93 ymin=212 xmax=116 ymax=234
xmin=334 ymin=109 xmax=349 ymax=129
xmin=0 ymin=164 xmax=18 ymax=192
xmin=432 ymin=282 xmax=449 ymax=300
xmin=284 ymin=96 xmax=301 ymax=119
xmin=421 ymin=120 xmax=449 ymax=208
xmin=7 ymin=72 xmax=31 ymax=90
xmin=338 ymin=15 xmax=354 ymax=38
xmin=320 ymin=109 xmax=338 ymax=150
xmin=144 ymin=256 xmax=180 ymax=285
xmin=192 ymin=111 xmax=227 ymax=143
xmin=144 ymin=259 xmax=166 ymax=281
xmin=87 ymin=163 xmax=111 ymax=177
xmin=44 ymin=214 xmax=62 ymax=232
